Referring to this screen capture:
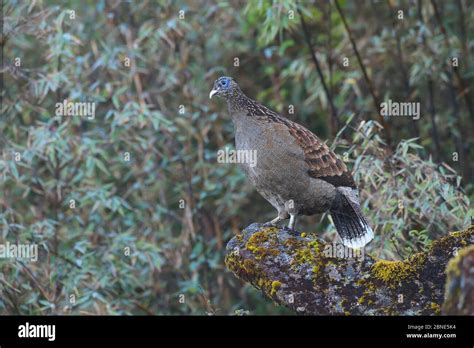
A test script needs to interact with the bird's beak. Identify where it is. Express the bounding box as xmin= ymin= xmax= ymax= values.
xmin=209 ymin=89 xmax=218 ymax=99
